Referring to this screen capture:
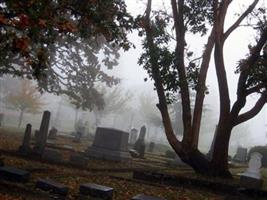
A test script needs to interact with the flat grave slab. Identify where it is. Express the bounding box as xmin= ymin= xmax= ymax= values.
xmin=131 ymin=194 xmax=166 ymax=200
xmin=0 ymin=166 xmax=30 ymax=182
xmin=79 ymin=183 xmax=113 ymax=200
xmin=36 ymin=178 xmax=69 ymax=196
xmin=42 ymin=149 xmax=63 ymax=163
xmin=69 ymin=154 xmax=89 ymax=167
